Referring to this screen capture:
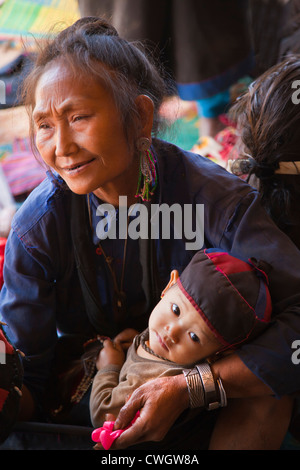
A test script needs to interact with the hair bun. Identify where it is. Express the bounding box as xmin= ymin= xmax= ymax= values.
xmin=72 ymin=16 xmax=119 ymax=37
